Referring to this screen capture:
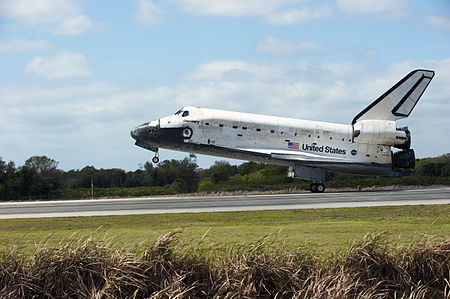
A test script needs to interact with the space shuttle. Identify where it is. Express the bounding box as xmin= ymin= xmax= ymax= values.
xmin=131 ymin=69 xmax=434 ymax=192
